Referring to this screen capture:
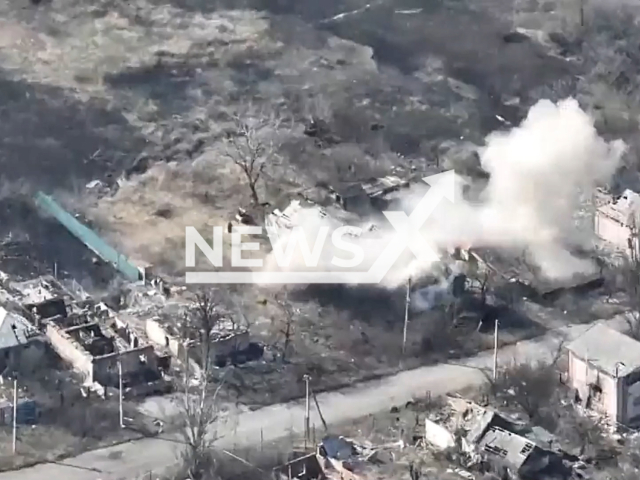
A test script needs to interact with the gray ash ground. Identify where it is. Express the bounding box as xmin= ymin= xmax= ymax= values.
xmin=0 ymin=71 xmax=145 ymax=191
xmin=0 ymin=0 xmax=635 ymax=407
xmin=0 ymin=197 xmax=116 ymax=288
